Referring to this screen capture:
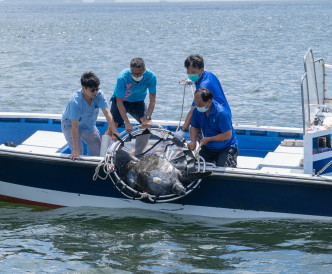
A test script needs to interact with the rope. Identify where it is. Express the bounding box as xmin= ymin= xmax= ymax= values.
xmin=177 ymin=79 xmax=204 ymax=144
xmin=177 ymin=79 xmax=195 ymax=132
xmin=93 ymin=154 xmax=114 ymax=181
xmin=134 ymin=138 xmax=163 ymax=158
xmin=316 ymin=158 xmax=332 ymax=176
